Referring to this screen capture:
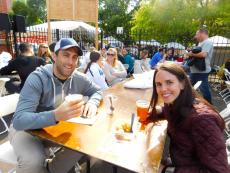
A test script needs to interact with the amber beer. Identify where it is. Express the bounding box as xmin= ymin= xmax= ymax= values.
xmin=136 ymin=100 xmax=149 ymax=122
